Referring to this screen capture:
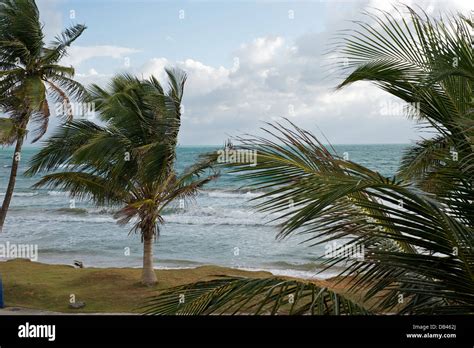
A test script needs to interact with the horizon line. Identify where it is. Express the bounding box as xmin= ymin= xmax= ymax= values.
xmin=16 ymin=143 xmax=413 ymax=150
